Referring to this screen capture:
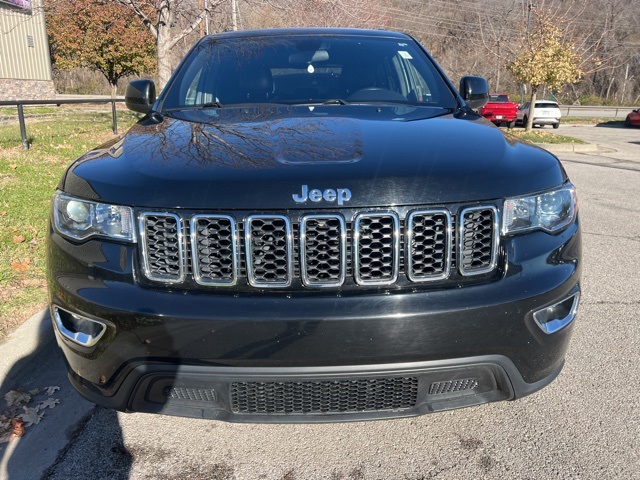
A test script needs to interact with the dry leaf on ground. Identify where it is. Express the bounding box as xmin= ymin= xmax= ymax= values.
xmin=18 ymin=407 xmax=44 ymax=427
xmin=4 ymin=390 xmax=32 ymax=407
